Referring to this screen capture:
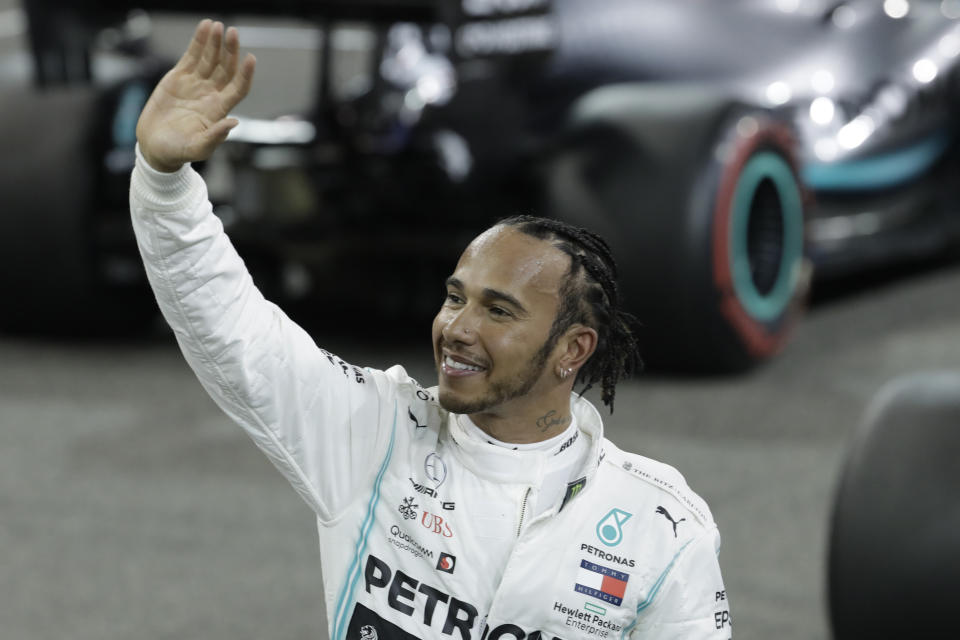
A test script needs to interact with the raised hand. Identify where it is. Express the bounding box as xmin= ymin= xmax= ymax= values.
xmin=136 ymin=19 xmax=256 ymax=172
